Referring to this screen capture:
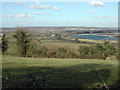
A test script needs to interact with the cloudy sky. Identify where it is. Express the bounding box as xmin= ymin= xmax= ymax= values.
xmin=1 ymin=1 xmax=118 ymax=27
